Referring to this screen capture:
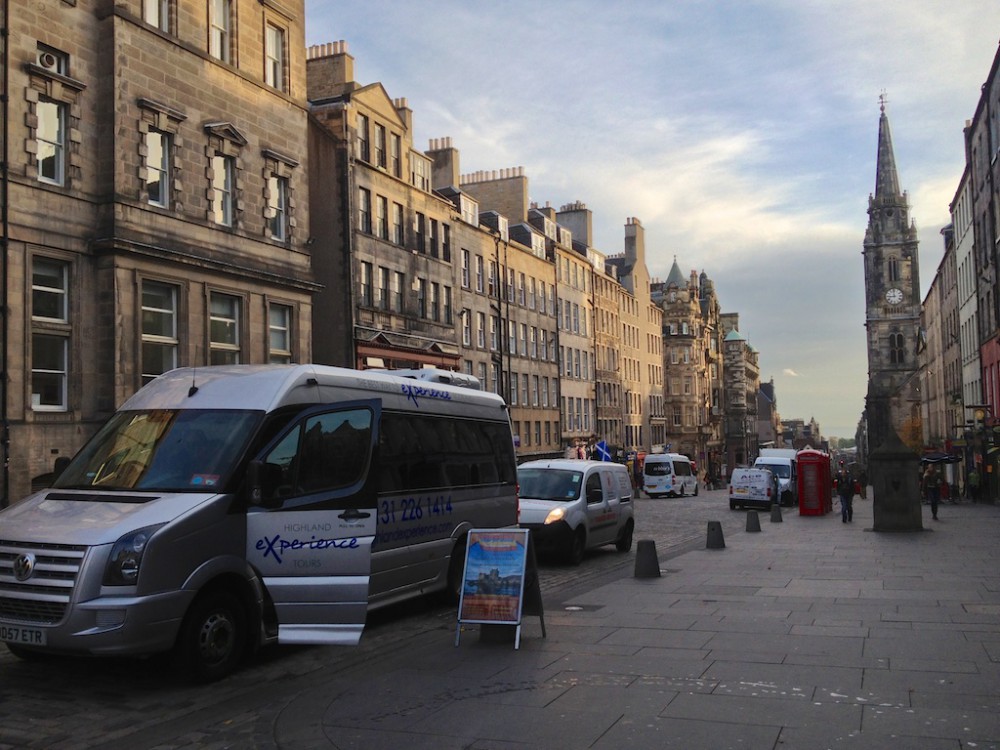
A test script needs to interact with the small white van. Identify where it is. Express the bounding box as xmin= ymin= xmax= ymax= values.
xmin=0 ymin=365 xmax=517 ymax=681
xmin=729 ymin=467 xmax=779 ymax=510
xmin=753 ymin=449 xmax=797 ymax=506
xmin=517 ymin=460 xmax=635 ymax=565
xmin=642 ymin=453 xmax=698 ymax=498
